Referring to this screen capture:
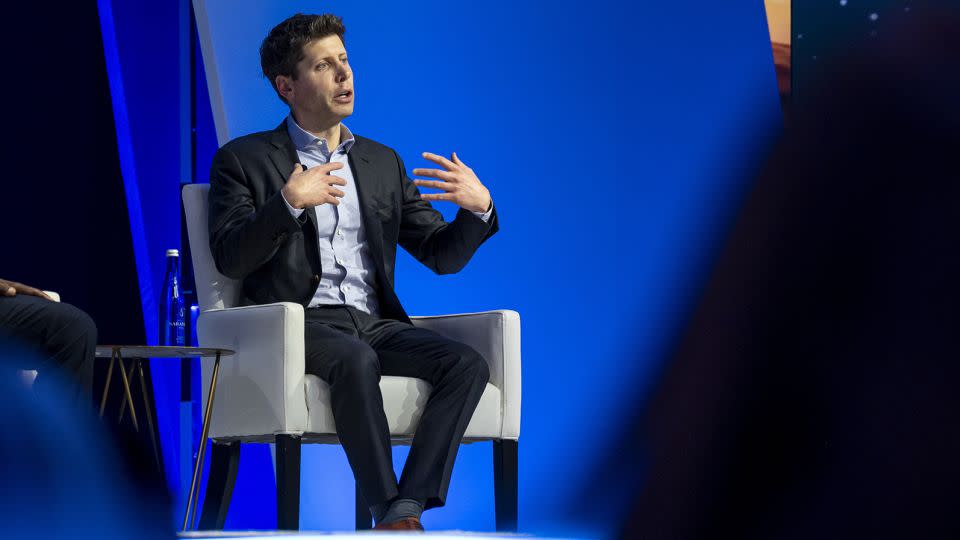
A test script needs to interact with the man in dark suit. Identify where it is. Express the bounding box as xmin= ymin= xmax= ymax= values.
xmin=208 ymin=13 xmax=498 ymax=531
